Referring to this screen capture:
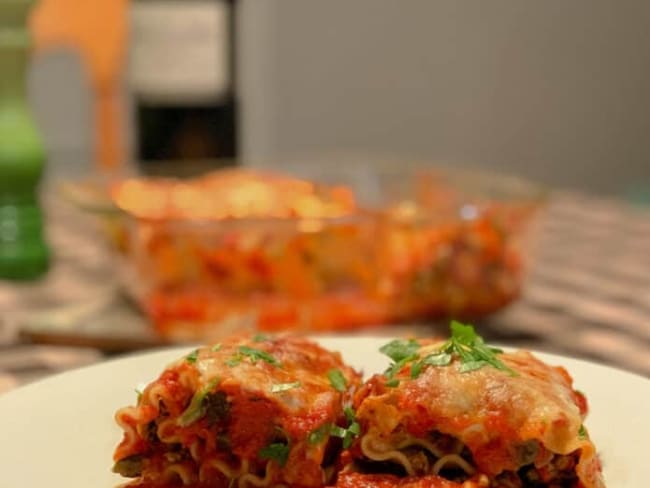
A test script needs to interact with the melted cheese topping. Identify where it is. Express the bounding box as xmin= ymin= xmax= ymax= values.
xmin=191 ymin=338 xmax=342 ymax=418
